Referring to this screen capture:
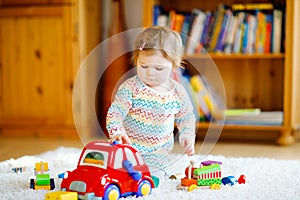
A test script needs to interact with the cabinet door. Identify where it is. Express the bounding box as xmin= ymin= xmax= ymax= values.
xmin=0 ymin=5 xmax=78 ymax=134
